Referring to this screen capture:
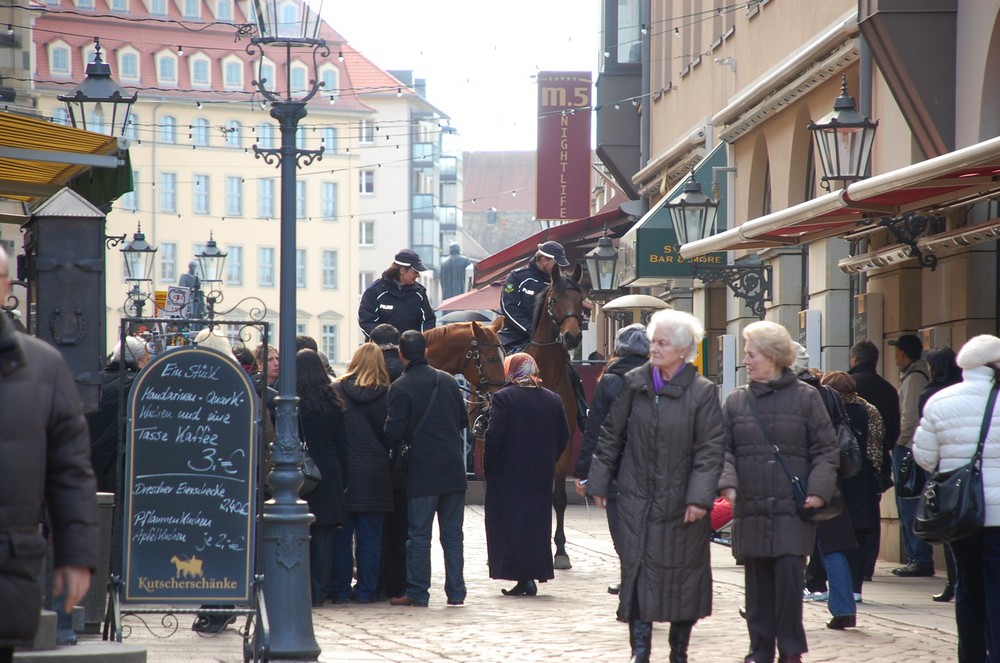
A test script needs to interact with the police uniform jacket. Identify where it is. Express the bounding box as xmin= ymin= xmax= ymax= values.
xmin=358 ymin=277 xmax=436 ymax=339
xmin=498 ymin=260 xmax=549 ymax=347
